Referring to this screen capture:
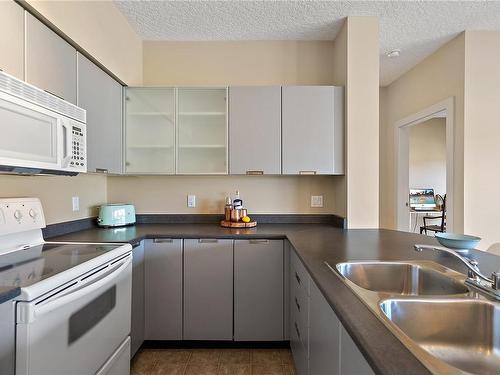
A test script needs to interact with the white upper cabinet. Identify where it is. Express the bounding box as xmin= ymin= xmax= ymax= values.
xmin=229 ymin=87 xmax=281 ymax=175
xmin=177 ymin=88 xmax=228 ymax=174
xmin=0 ymin=2 xmax=24 ymax=80
xmin=282 ymin=86 xmax=344 ymax=175
xmin=124 ymin=88 xmax=176 ymax=174
xmin=25 ymin=13 xmax=77 ymax=104
xmin=77 ymin=53 xmax=123 ymax=174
